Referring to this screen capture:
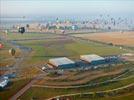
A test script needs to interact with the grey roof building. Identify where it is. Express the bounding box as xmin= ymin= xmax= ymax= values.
xmin=48 ymin=57 xmax=75 ymax=69
xmin=80 ymin=54 xmax=105 ymax=64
